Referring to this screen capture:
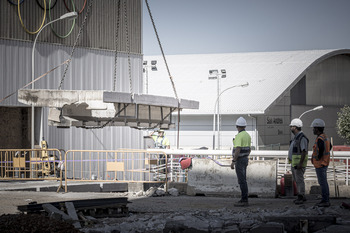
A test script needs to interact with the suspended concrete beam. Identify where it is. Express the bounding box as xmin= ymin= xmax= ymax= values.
xmin=18 ymin=89 xmax=199 ymax=129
